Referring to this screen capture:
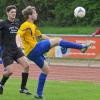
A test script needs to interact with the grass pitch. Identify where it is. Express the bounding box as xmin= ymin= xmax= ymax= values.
xmin=40 ymin=26 xmax=96 ymax=35
xmin=0 ymin=78 xmax=100 ymax=100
